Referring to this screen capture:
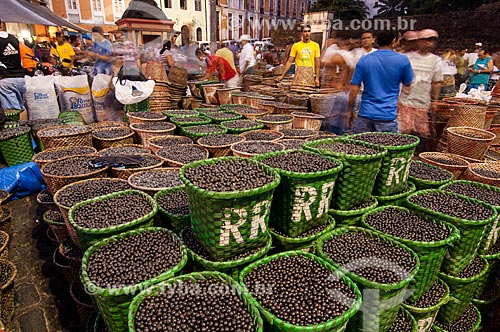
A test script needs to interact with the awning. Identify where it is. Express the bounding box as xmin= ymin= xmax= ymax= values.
xmin=0 ymin=0 xmax=89 ymax=32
